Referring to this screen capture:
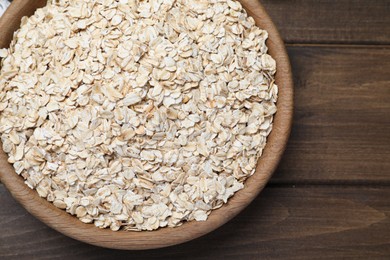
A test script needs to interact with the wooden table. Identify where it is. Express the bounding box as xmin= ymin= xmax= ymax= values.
xmin=1 ymin=0 xmax=389 ymax=258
